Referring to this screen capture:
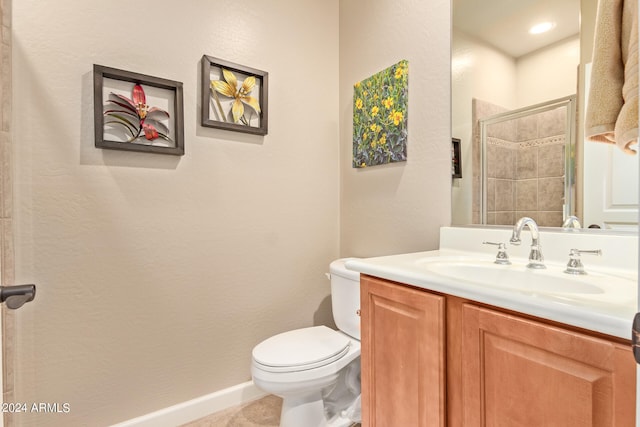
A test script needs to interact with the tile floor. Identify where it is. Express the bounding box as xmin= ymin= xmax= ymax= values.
xmin=180 ymin=395 xmax=281 ymax=427
xmin=180 ymin=395 xmax=361 ymax=427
